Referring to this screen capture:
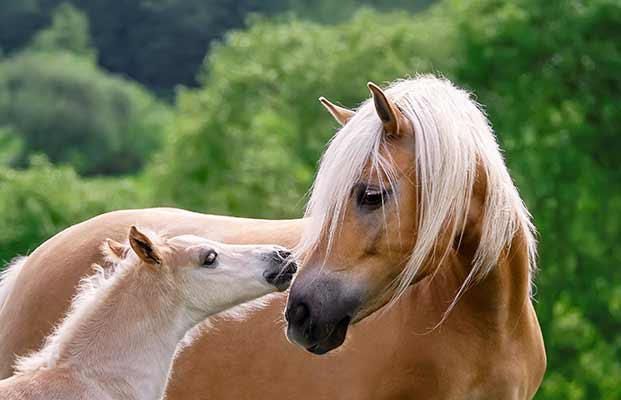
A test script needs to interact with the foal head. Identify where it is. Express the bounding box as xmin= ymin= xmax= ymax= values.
xmin=113 ymin=226 xmax=297 ymax=319
xmin=286 ymin=76 xmax=536 ymax=354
